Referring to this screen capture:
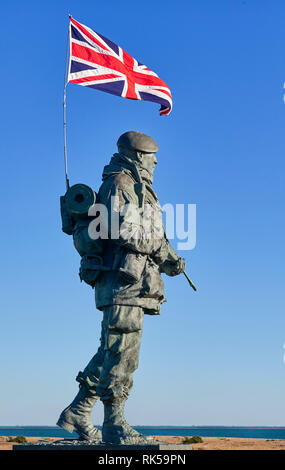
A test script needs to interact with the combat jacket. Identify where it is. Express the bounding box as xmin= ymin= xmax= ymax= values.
xmin=72 ymin=166 xmax=169 ymax=314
